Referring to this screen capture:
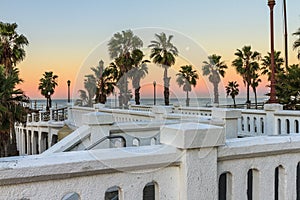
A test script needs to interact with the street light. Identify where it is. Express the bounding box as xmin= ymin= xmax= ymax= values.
xmin=268 ymin=0 xmax=278 ymax=103
xmin=153 ymin=81 xmax=156 ymax=105
xmin=67 ymin=80 xmax=71 ymax=103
